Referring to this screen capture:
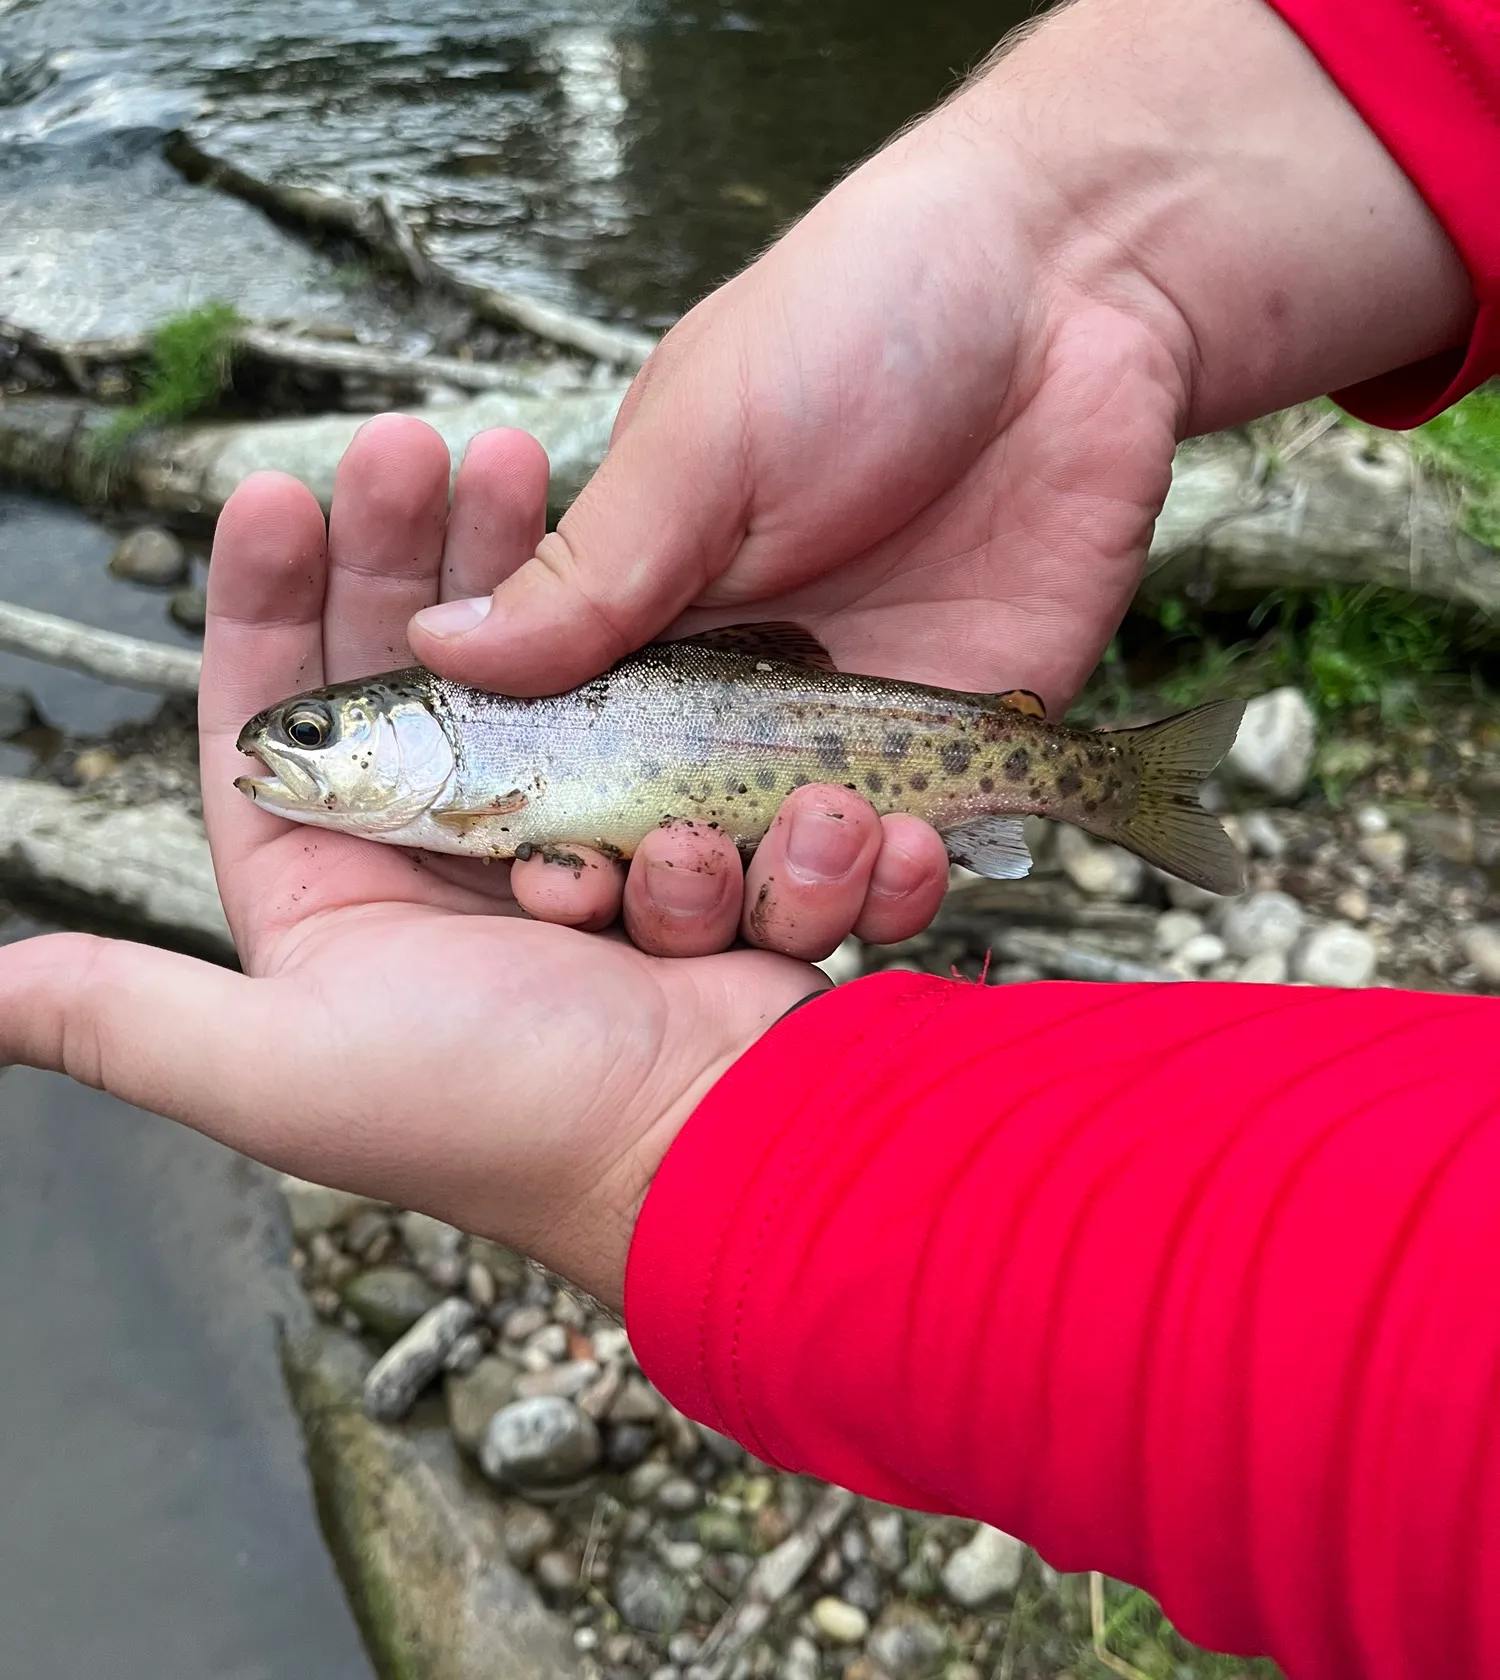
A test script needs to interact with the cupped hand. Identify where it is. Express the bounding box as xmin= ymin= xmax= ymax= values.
xmin=0 ymin=424 xmax=854 ymax=1306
